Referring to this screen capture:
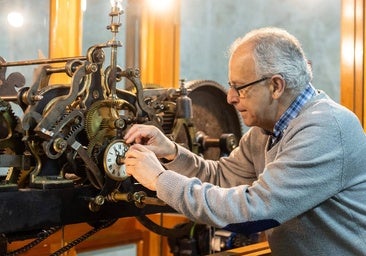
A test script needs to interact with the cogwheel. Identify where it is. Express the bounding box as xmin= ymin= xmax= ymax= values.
xmin=0 ymin=98 xmax=19 ymax=141
xmin=85 ymin=99 xmax=136 ymax=140
xmin=5 ymin=167 xmax=19 ymax=184
xmin=5 ymin=167 xmax=30 ymax=187
xmin=0 ymin=98 xmax=24 ymax=154
xmin=17 ymin=169 xmax=31 ymax=187
xmin=87 ymin=128 xmax=109 ymax=160
xmin=160 ymin=101 xmax=176 ymax=134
